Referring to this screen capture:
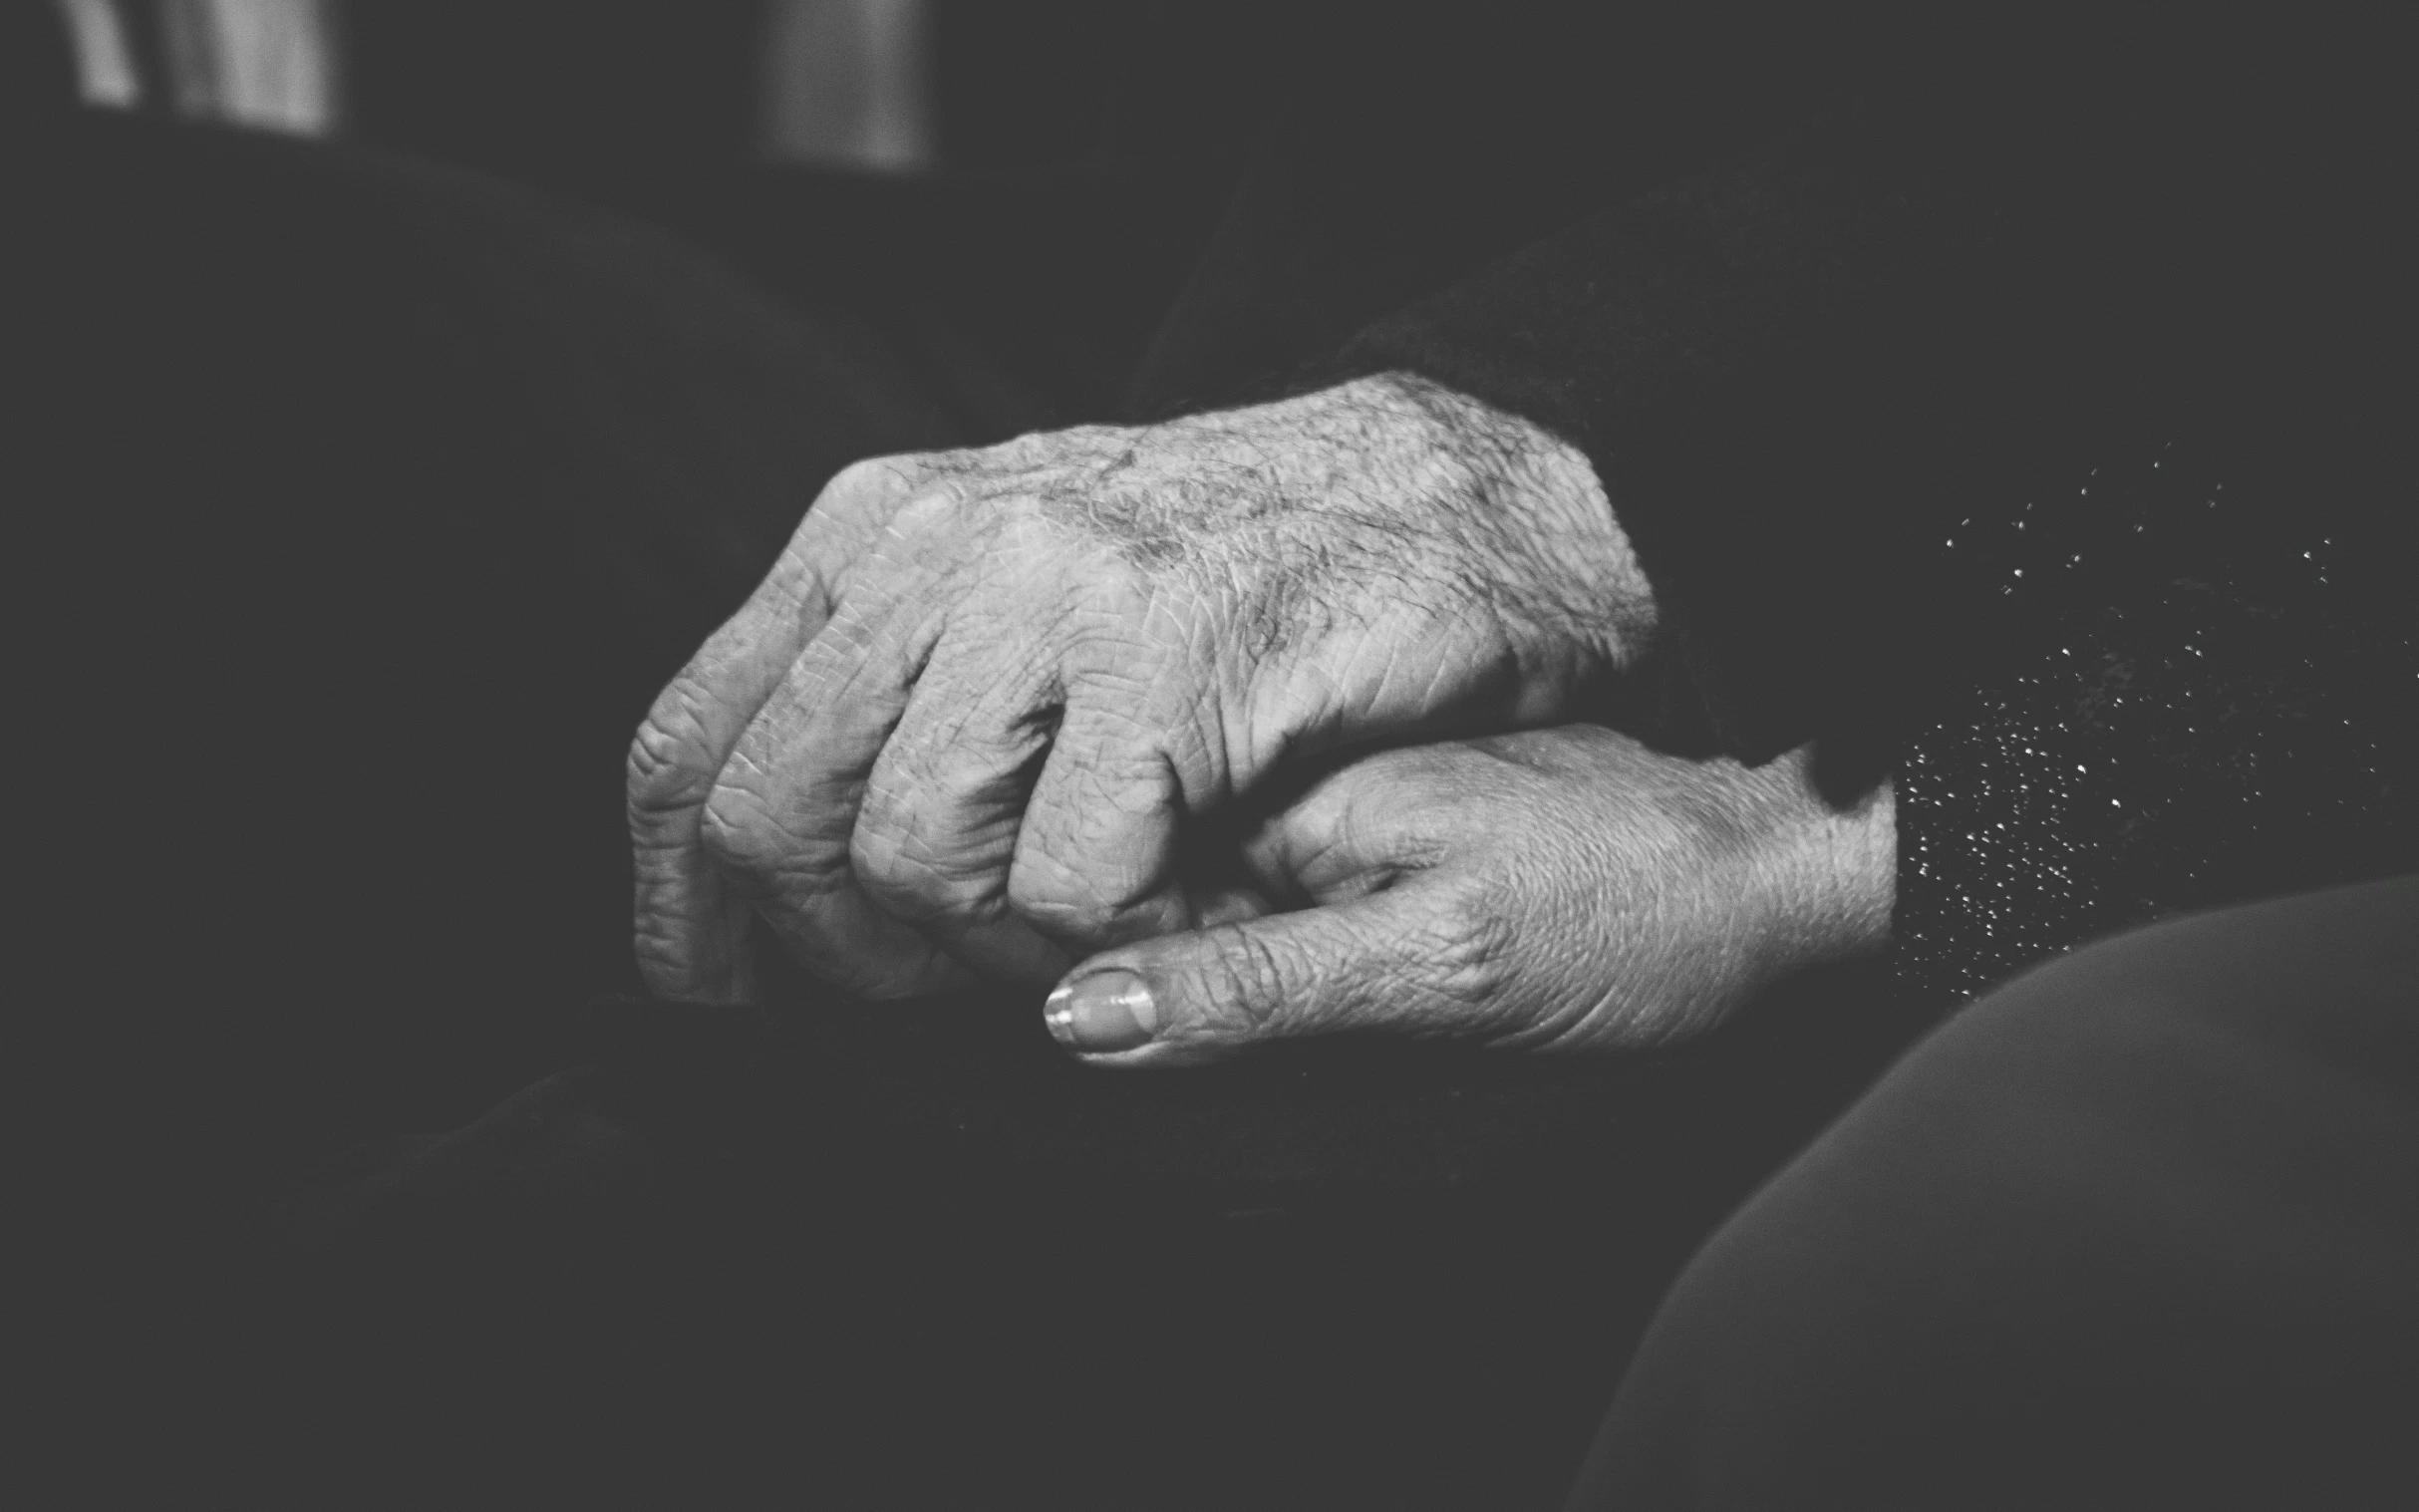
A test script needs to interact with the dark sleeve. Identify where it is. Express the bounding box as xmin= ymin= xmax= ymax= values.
xmin=1886 ymin=441 xmax=2419 ymax=1008
xmin=1319 ymin=7 xmax=2407 ymax=764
